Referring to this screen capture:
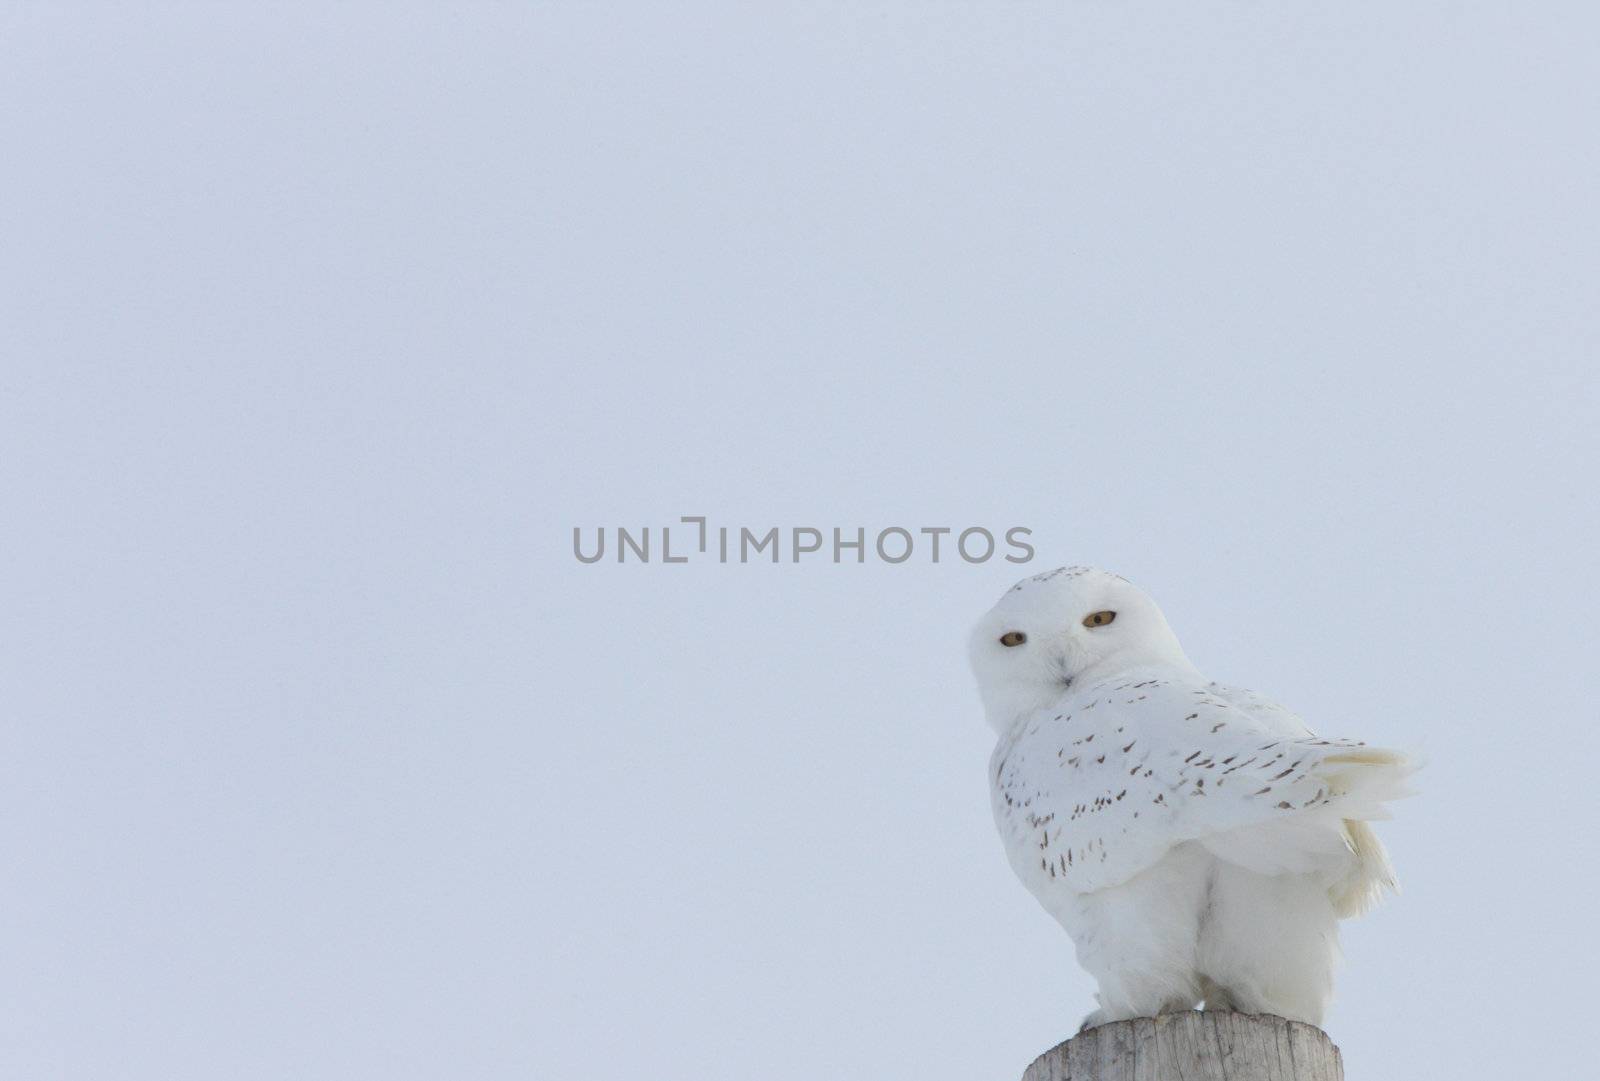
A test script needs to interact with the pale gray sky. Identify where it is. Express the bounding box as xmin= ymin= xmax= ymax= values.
xmin=3 ymin=4 xmax=1597 ymax=1080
